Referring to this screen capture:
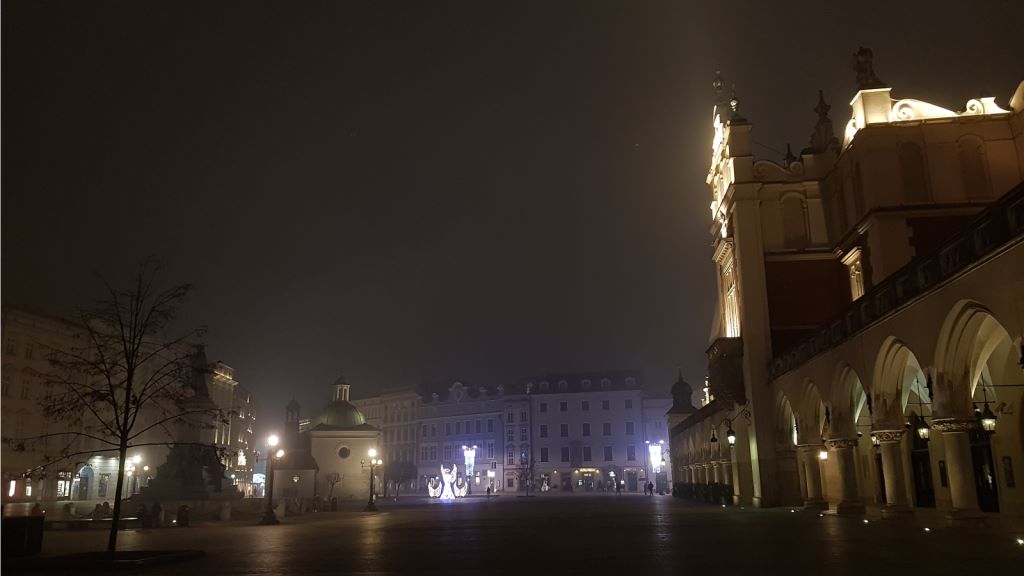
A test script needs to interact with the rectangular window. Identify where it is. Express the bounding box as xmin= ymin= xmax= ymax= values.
xmin=431 ymin=424 xmax=437 ymax=437
xmin=582 ymin=423 xmax=591 ymax=437
xmin=507 ymin=410 xmax=514 ymax=422
xmin=465 ymin=420 xmax=471 ymax=434
xmin=540 ymin=425 xmax=548 ymax=438
xmin=430 ymin=446 xmax=437 ymax=460
xmin=627 ymin=445 xmax=636 ymax=461
xmin=507 ymin=446 xmax=515 ymax=465
xmin=487 ymin=441 xmax=494 ymax=459
xmin=421 ymin=447 xmax=428 ymax=461
xmin=422 ymin=425 xmax=427 ymax=437
xmin=561 ymin=447 xmax=570 ymax=462
xmin=444 ymin=445 xmax=452 ymax=461
xmin=456 ymin=421 xmax=462 ymax=434
xmin=540 ymin=447 xmax=549 ymax=462
xmin=625 ymin=422 xmax=635 ymax=435
xmin=520 ymin=427 xmax=527 ymax=441
xmin=488 ymin=419 xmax=494 ymax=433
xmin=507 ymin=478 xmax=514 ymax=488
xmin=603 ymin=423 xmax=611 ymax=436
xmin=604 ymin=446 xmax=613 ymax=461
xmin=539 ymin=402 xmax=547 ymax=413
xmin=602 ymin=399 xmax=610 ymax=410
xmin=625 ymin=399 xmax=633 ymax=409
xmin=582 ymin=401 xmax=590 ymax=411
xmin=560 ymin=424 xmax=568 ymax=437
xmin=446 ymin=423 xmax=452 ymax=436
xmin=476 ymin=420 xmax=481 ymax=434
xmin=507 ymin=428 xmax=514 ymax=442
xmin=559 ymin=401 xmax=567 ymax=412
xmin=520 ymin=410 xmax=527 ymax=423
xmin=583 ymin=447 xmax=592 ymax=462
